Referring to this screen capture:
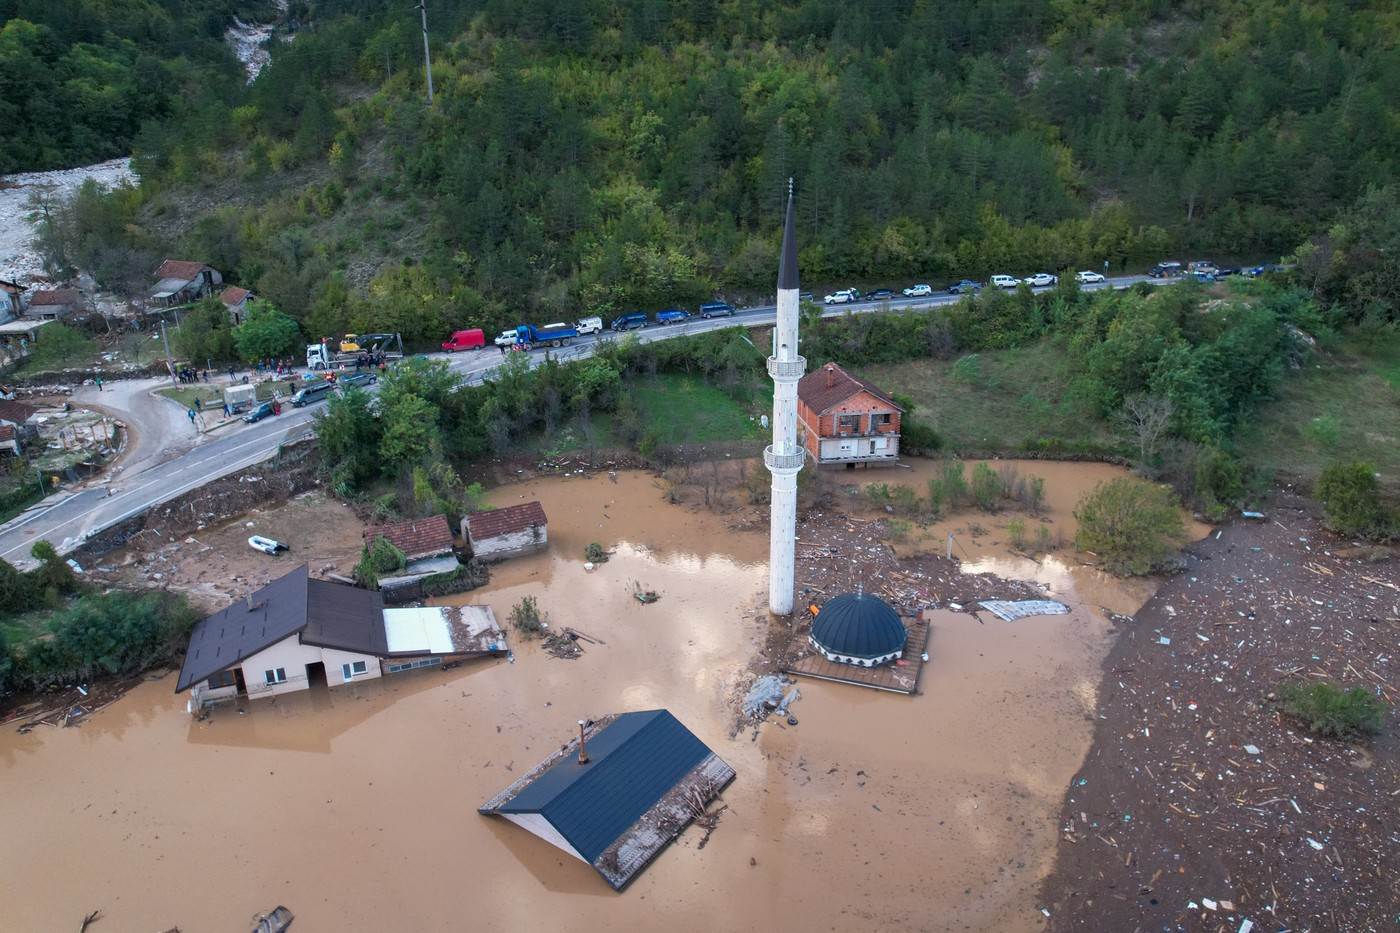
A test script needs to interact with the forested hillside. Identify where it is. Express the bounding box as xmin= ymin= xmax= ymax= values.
xmin=29 ymin=0 xmax=1400 ymax=344
xmin=0 ymin=0 xmax=274 ymax=173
